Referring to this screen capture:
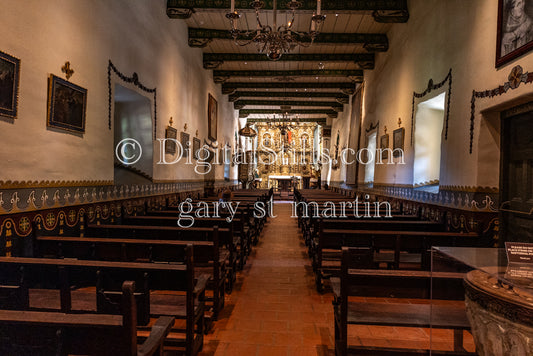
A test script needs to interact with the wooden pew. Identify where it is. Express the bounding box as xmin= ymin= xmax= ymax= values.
xmin=313 ymin=226 xmax=480 ymax=291
xmin=32 ymin=234 xmax=227 ymax=319
xmin=123 ymin=215 xmax=249 ymax=270
xmin=85 ymin=223 xmax=236 ymax=294
xmin=331 ymin=247 xmax=476 ymax=356
xmin=0 ymin=250 xmax=207 ymax=356
xmin=0 ymin=281 xmax=174 ymax=356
